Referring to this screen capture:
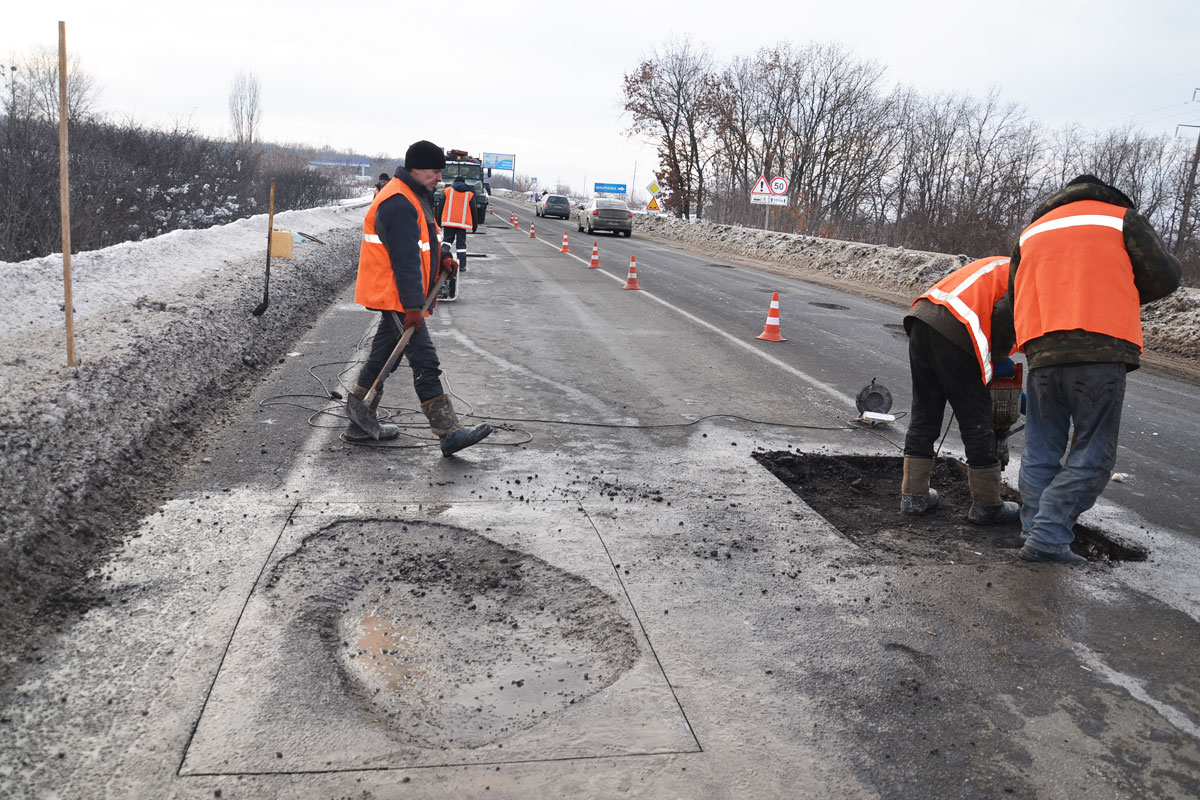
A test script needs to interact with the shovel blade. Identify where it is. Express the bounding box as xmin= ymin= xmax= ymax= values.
xmin=346 ymin=393 xmax=382 ymax=440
